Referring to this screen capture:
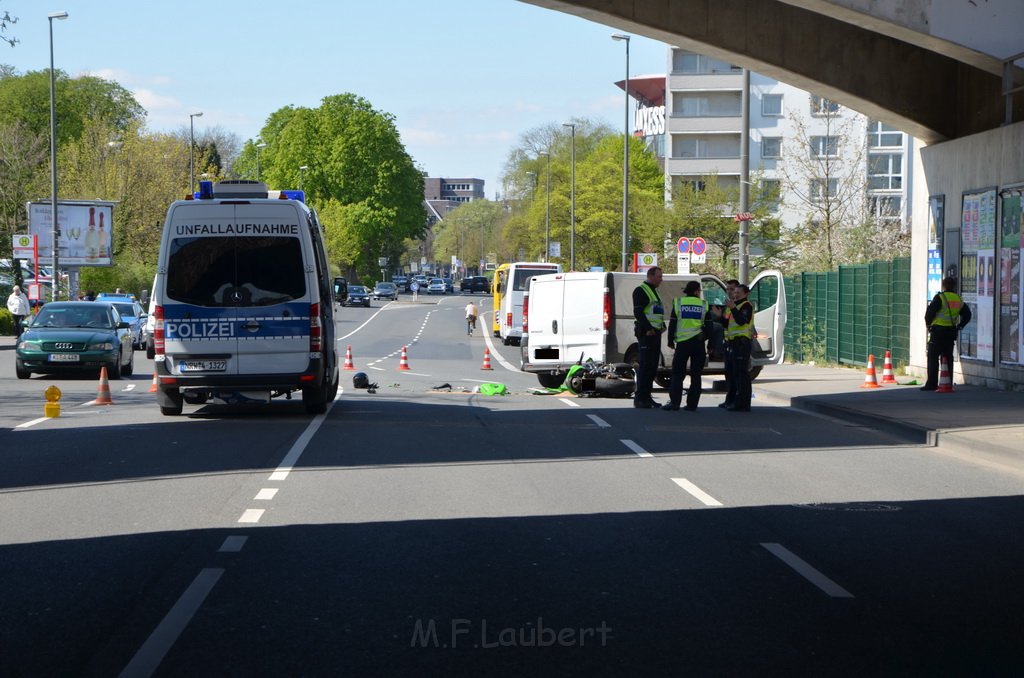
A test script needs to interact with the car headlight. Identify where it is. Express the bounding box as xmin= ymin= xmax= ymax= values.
xmin=88 ymin=341 xmax=115 ymax=350
xmin=17 ymin=340 xmax=39 ymax=351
